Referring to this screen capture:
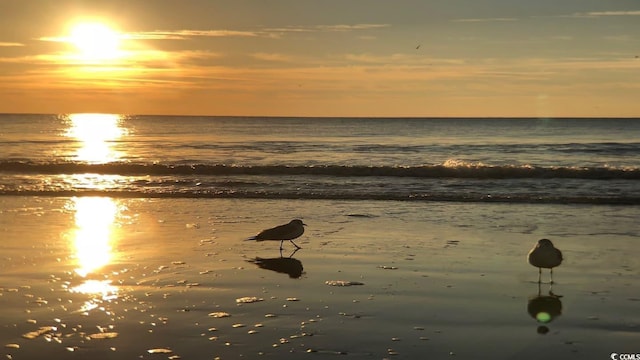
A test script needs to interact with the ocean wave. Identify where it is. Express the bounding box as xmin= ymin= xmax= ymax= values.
xmin=1 ymin=188 xmax=638 ymax=205
xmin=1 ymin=160 xmax=639 ymax=180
